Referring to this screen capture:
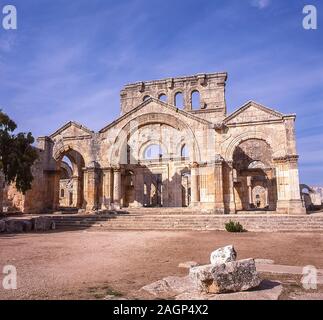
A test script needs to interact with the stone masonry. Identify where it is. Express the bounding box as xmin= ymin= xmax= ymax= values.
xmin=0 ymin=72 xmax=306 ymax=215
